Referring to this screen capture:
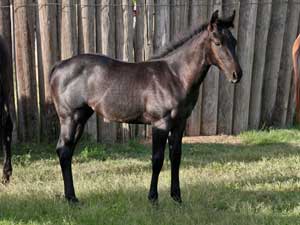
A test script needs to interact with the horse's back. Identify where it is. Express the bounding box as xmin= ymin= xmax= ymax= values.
xmin=50 ymin=54 xmax=183 ymax=124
